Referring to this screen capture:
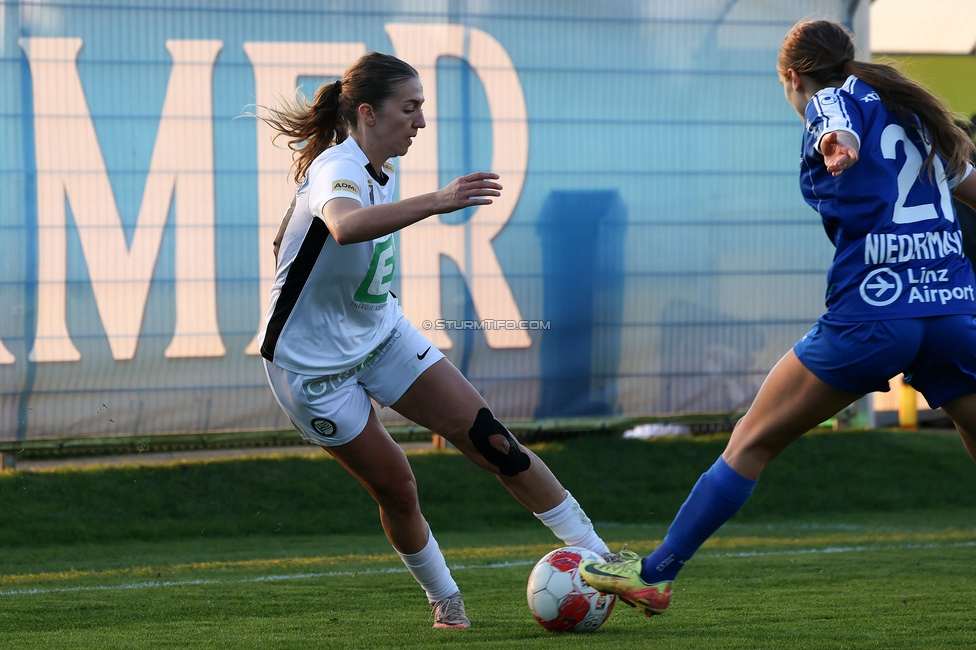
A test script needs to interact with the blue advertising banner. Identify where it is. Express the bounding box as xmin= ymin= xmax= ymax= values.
xmin=0 ymin=1 xmax=867 ymax=438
